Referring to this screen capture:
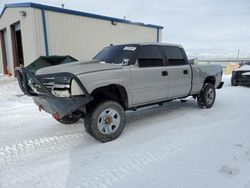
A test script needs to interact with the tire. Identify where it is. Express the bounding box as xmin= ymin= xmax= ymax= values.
xmin=197 ymin=96 xmax=204 ymax=108
xmin=197 ymin=83 xmax=216 ymax=109
xmin=231 ymin=76 xmax=238 ymax=86
xmin=56 ymin=114 xmax=81 ymax=124
xmin=84 ymin=101 xmax=126 ymax=142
